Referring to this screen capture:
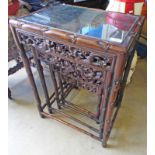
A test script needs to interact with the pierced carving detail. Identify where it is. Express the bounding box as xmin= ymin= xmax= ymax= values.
xmin=45 ymin=41 xmax=113 ymax=69
xmin=18 ymin=31 xmax=114 ymax=94
xmin=17 ymin=31 xmax=45 ymax=48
